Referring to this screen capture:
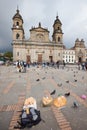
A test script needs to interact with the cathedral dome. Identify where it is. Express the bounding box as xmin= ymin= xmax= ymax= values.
xmin=54 ymin=15 xmax=62 ymax=26
xmin=13 ymin=9 xmax=23 ymax=23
